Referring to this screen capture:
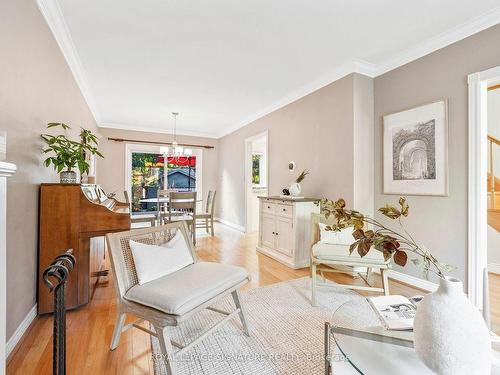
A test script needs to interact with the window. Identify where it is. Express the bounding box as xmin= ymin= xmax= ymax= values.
xmin=252 ymin=153 xmax=265 ymax=187
xmin=130 ymin=152 xmax=197 ymax=213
